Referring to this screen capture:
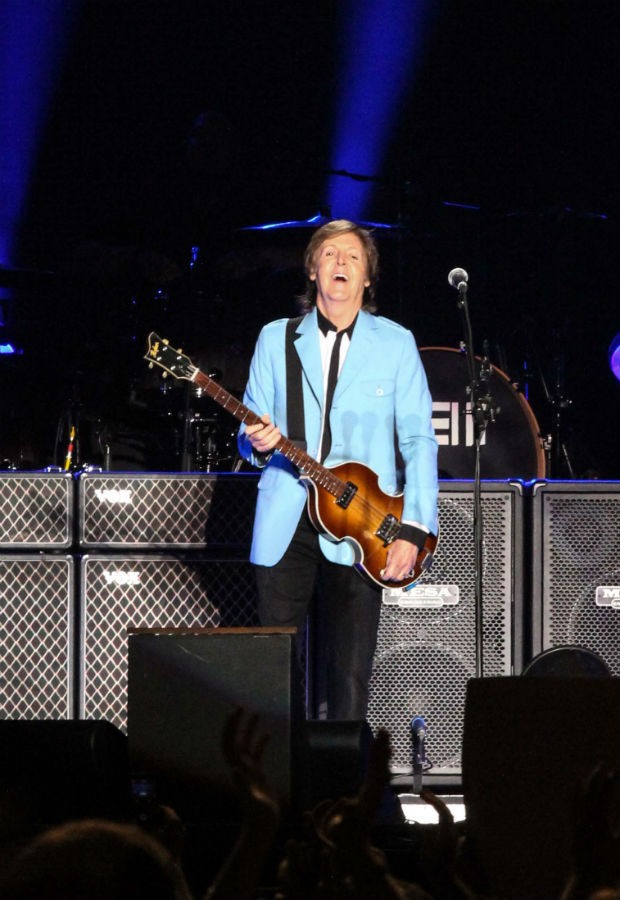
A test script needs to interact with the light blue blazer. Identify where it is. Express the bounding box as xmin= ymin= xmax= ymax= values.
xmin=238 ymin=308 xmax=438 ymax=567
